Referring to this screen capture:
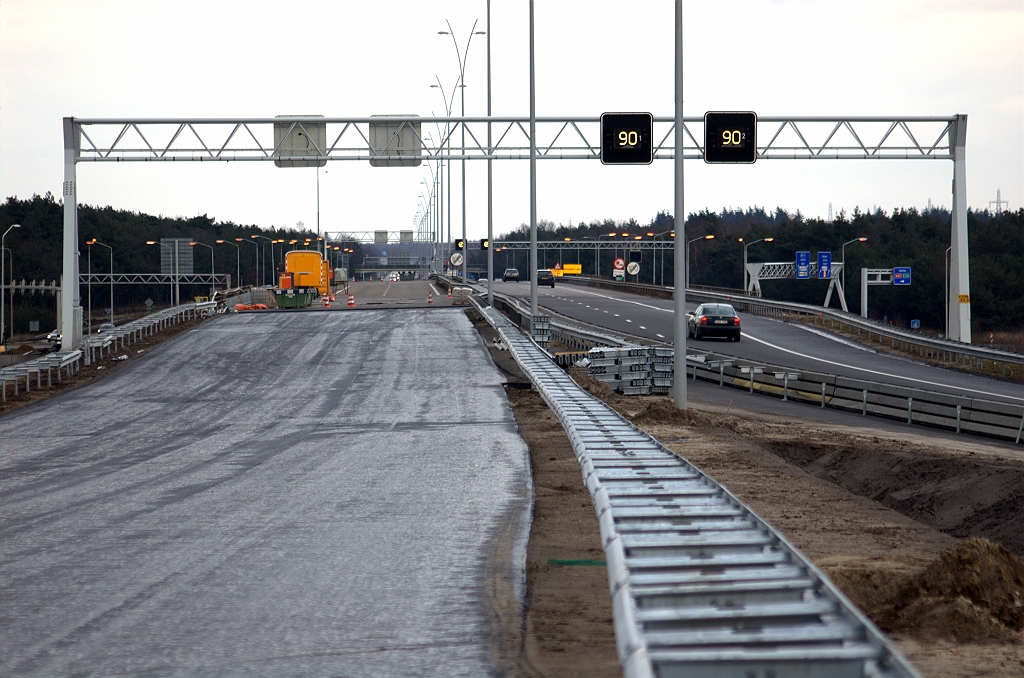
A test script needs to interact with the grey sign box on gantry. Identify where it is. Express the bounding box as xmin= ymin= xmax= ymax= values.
xmin=273 ymin=115 xmax=327 ymax=168
xmin=369 ymin=115 xmax=422 ymax=167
